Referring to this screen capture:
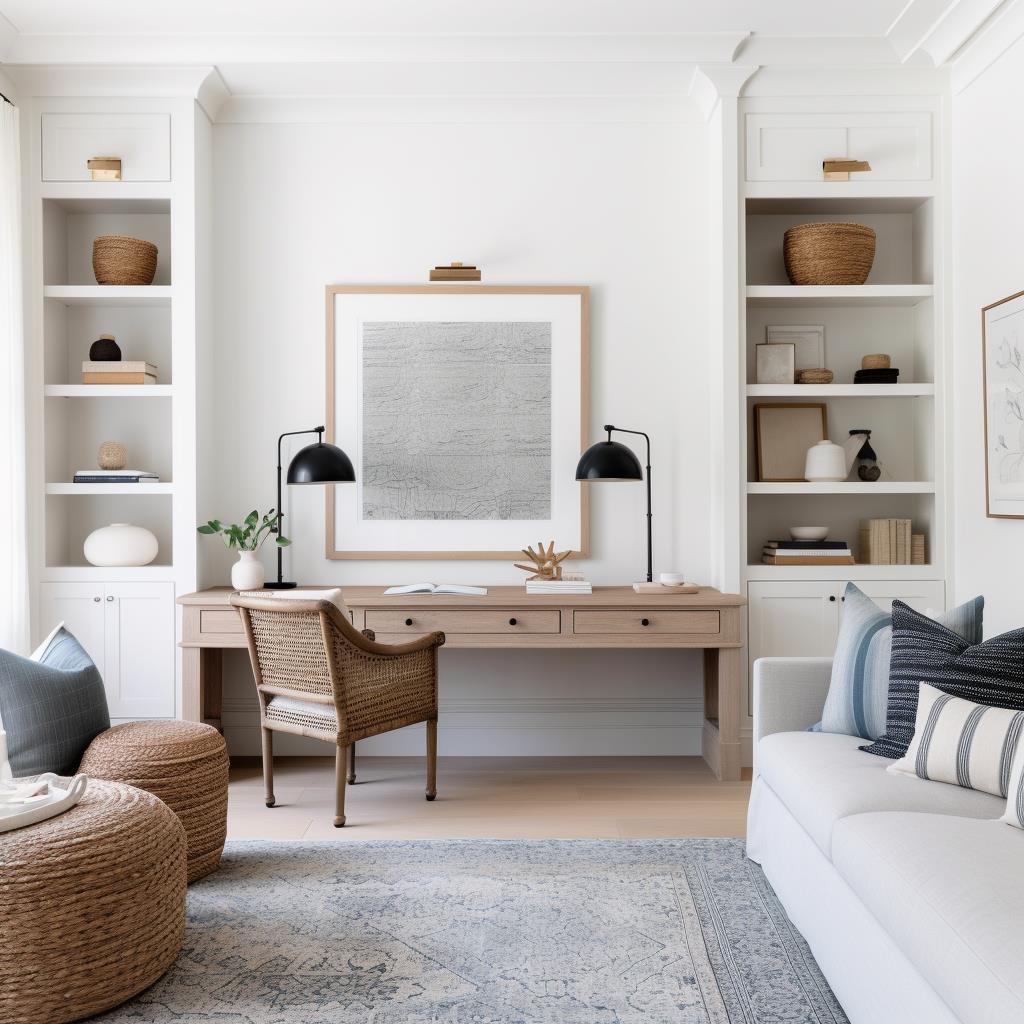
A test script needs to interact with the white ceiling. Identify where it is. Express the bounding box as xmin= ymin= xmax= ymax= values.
xmin=0 ymin=1 xmax=922 ymax=39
